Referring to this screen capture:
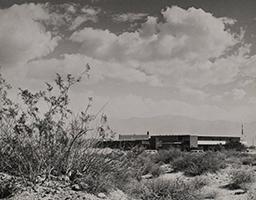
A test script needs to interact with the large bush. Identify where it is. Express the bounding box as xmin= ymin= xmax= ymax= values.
xmin=0 ymin=71 xmax=118 ymax=191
